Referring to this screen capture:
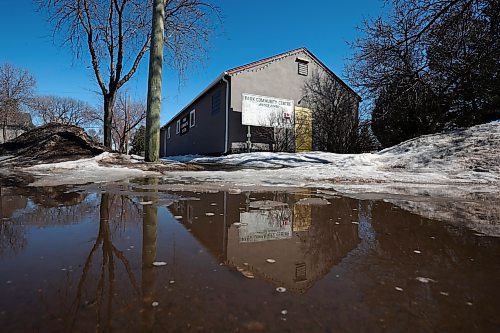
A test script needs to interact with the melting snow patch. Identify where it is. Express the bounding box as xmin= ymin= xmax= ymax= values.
xmin=152 ymin=262 xmax=167 ymax=267
xmin=415 ymin=277 xmax=437 ymax=283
